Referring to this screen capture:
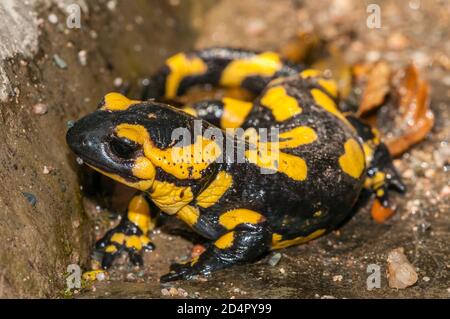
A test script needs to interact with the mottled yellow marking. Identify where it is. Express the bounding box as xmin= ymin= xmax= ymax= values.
xmin=221 ymin=98 xmax=253 ymax=128
xmin=101 ymin=93 xmax=140 ymax=111
xmin=362 ymin=142 xmax=375 ymax=166
xmin=165 ymin=53 xmax=208 ymax=98
xmin=300 ymin=69 xmax=321 ymax=78
xmin=105 ymin=245 xmax=117 ymax=253
xmin=150 ymin=180 xmax=193 ymax=215
xmin=139 ymin=235 xmax=151 ymax=246
xmin=317 ymin=79 xmax=338 ymax=98
xmin=87 ymin=165 xmax=154 ymax=191
xmin=364 ymin=171 xmax=386 ymax=189
xmin=220 ymin=52 xmax=282 ymax=87
xmin=219 ymin=209 xmax=264 ymax=230
xmin=214 ymin=232 xmax=235 ymax=249
xmin=125 ymin=235 xmax=142 ymax=250
xmin=127 ymin=195 xmax=151 ymax=233
xmin=271 ymin=229 xmax=326 ymax=249
xmin=260 ymin=86 xmax=302 ymax=122
xmin=177 ymin=205 xmax=200 ymax=227
xmin=310 ymin=88 xmax=352 ymax=128
xmin=117 ymin=124 xmax=221 ymax=180
xmin=145 ymin=135 xmax=222 ymax=180
xmin=181 ymin=106 xmax=198 ymax=117
xmin=339 ymin=139 xmax=365 ymax=179
xmin=278 ymin=126 xmax=317 ymax=149
xmin=132 ymin=156 xmax=156 ymax=180
xmin=110 ymin=233 xmax=126 ymax=245
xmin=245 ymin=148 xmax=308 ymax=181
xmin=196 ymin=171 xmax=233 ymax=208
